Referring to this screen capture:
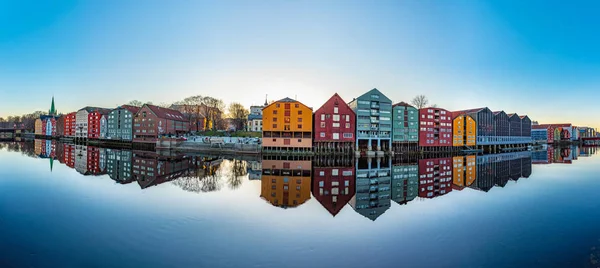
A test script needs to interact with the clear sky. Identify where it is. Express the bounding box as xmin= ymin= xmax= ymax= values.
xmin=1 ymin=0 xmax=599 ymax=128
